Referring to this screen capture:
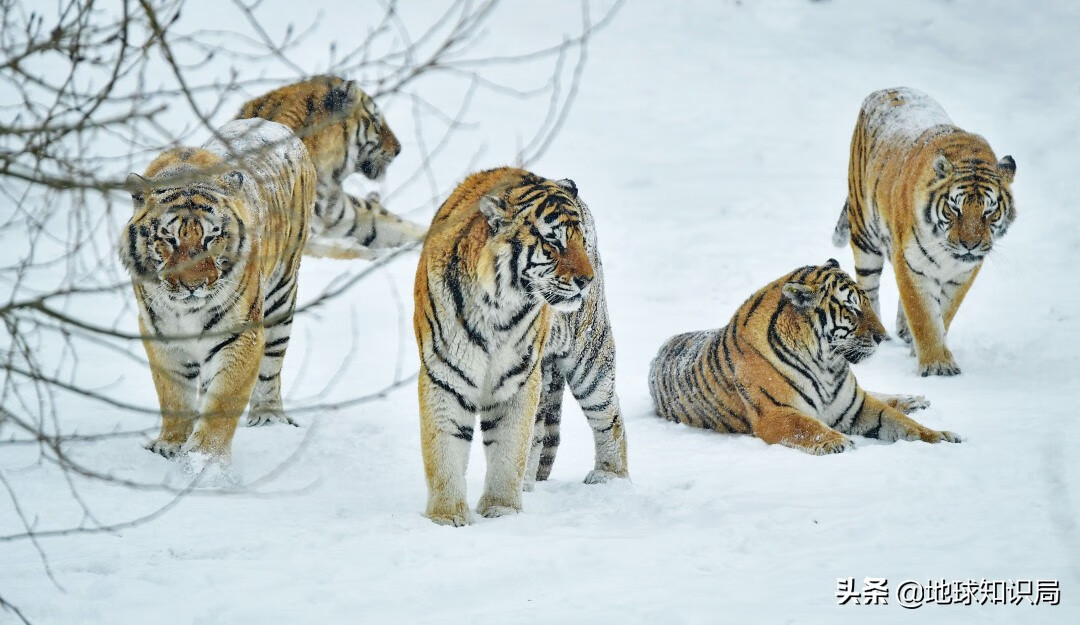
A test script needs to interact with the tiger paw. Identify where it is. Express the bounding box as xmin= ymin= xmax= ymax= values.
xmin=895 ymin=310 xmax=913 ymax=344
xmin=245 ymin=409 xmax=297 ymax=427
xmin=476 ymin=494 xmax=522 ymax=519
xmin=427 ymin=498 xmax=473 ymax=527
xmin=583 ymin=469 xmax=628 ymax=484
xmin=144 ymin=438 xmax=183 ymax=459
xmin=884 ymin=394 xmax=931 ymax=414
xmin=928 ymin=430 xmax=962 ymax=444
xmin=806 ymin=436 xmax=855 ymax=455
xmin=919 ymin=358 xmax=961 ymax=377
